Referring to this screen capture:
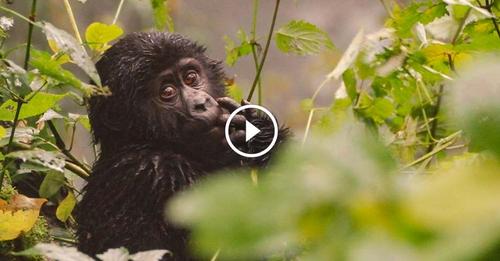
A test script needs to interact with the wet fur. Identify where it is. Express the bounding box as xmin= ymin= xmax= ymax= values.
xmin=76 ymin=32 xmax=288 ymax=260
